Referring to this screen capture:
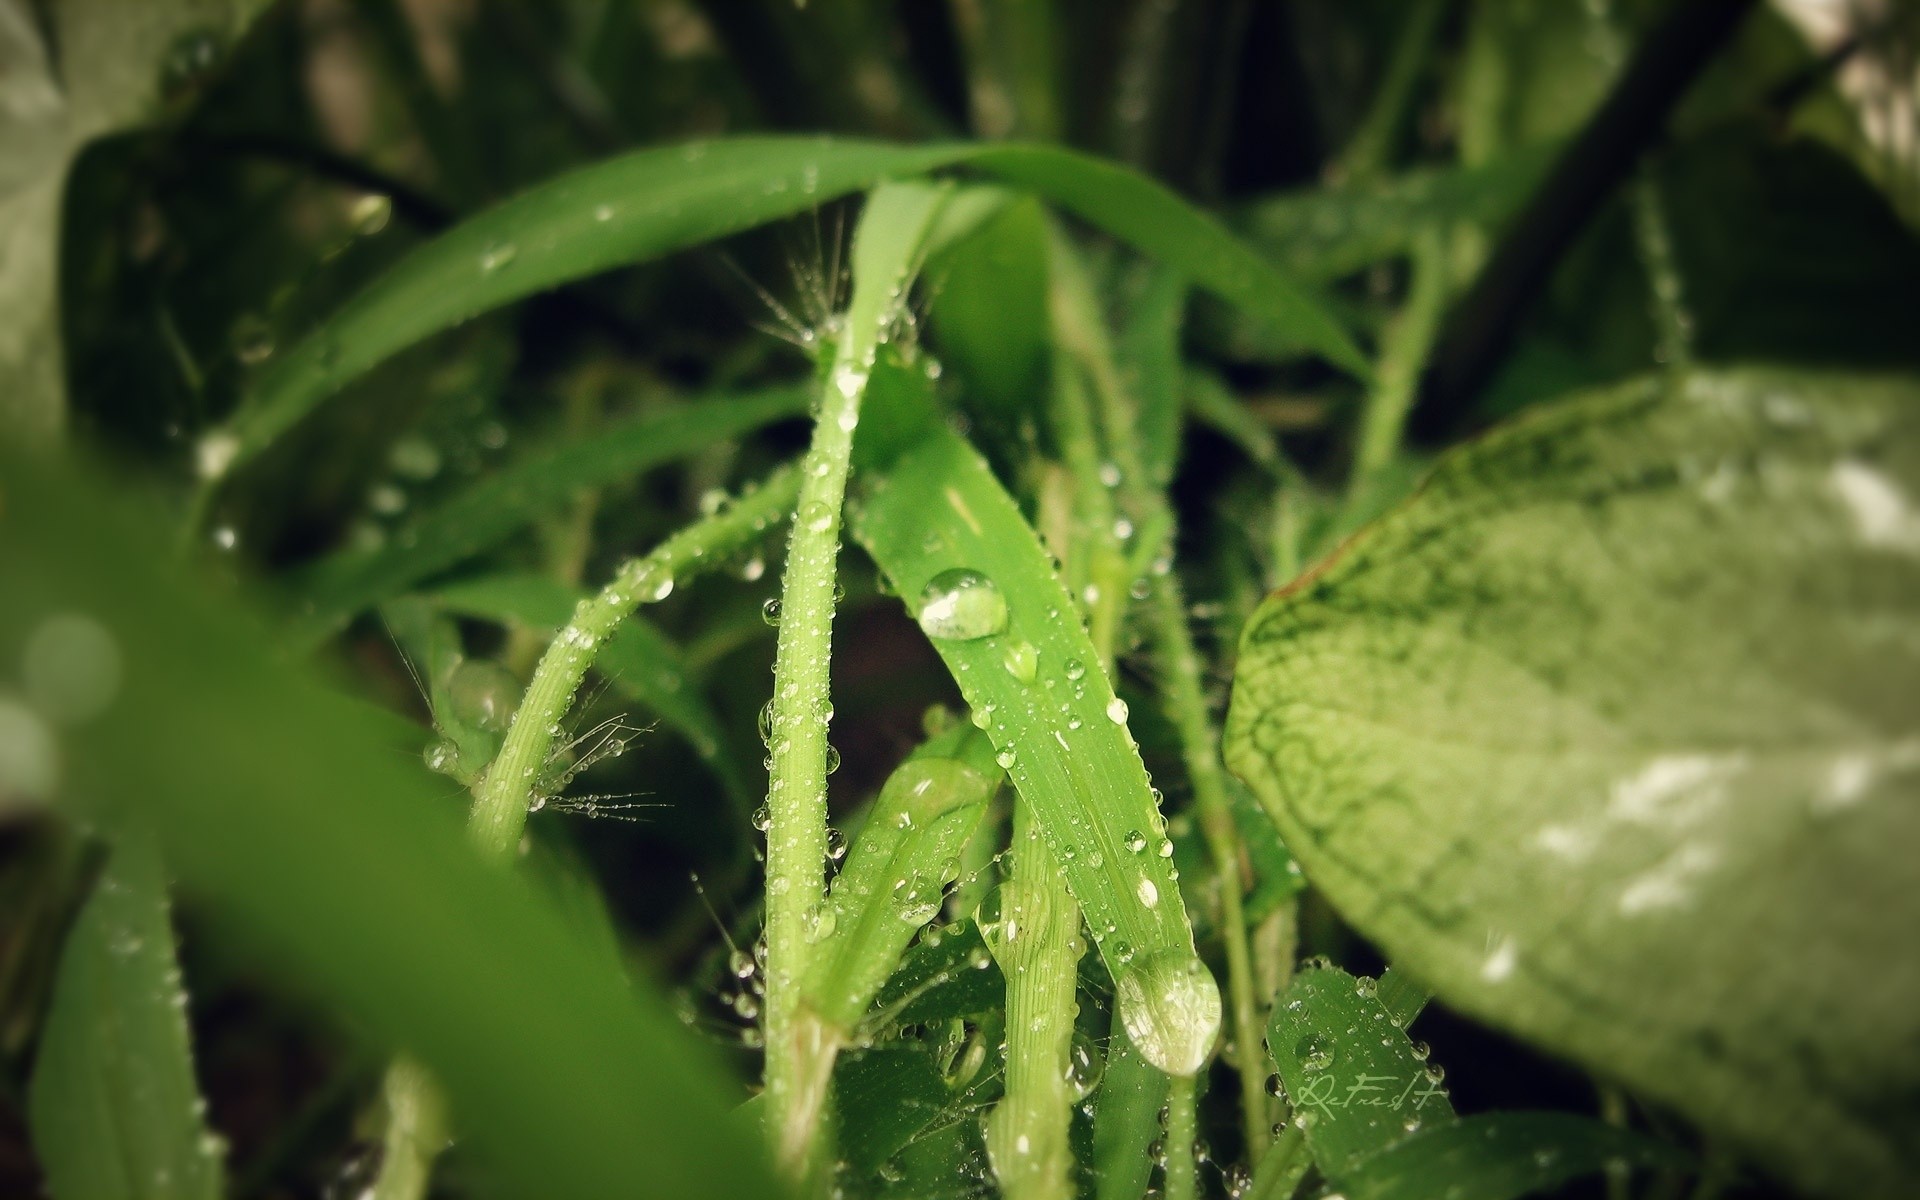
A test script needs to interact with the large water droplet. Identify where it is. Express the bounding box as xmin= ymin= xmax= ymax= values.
xmin=1002 ymin=640 xmax=1037 ymax=683
xmin=1294 ymin=1033 xmax=1335 ymax=1073
xmin=917 ymin=569 xmax=1008 ymax=642
xmin=1106 ymin=697 xmax=1130 ymax=724
xmin=448 ymin=659 xmax=520 ymax=733
xmin=1115 ymin=952 xmax=1222 ymax=1077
